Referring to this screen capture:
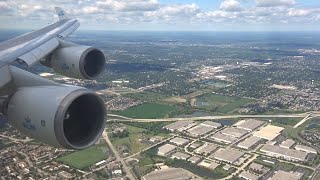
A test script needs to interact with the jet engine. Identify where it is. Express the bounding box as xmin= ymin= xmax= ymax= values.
xmin=5 ymin=85 xmax=105 ymax=149
xmin=43 ymin=41 xmax=106 ymax=80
